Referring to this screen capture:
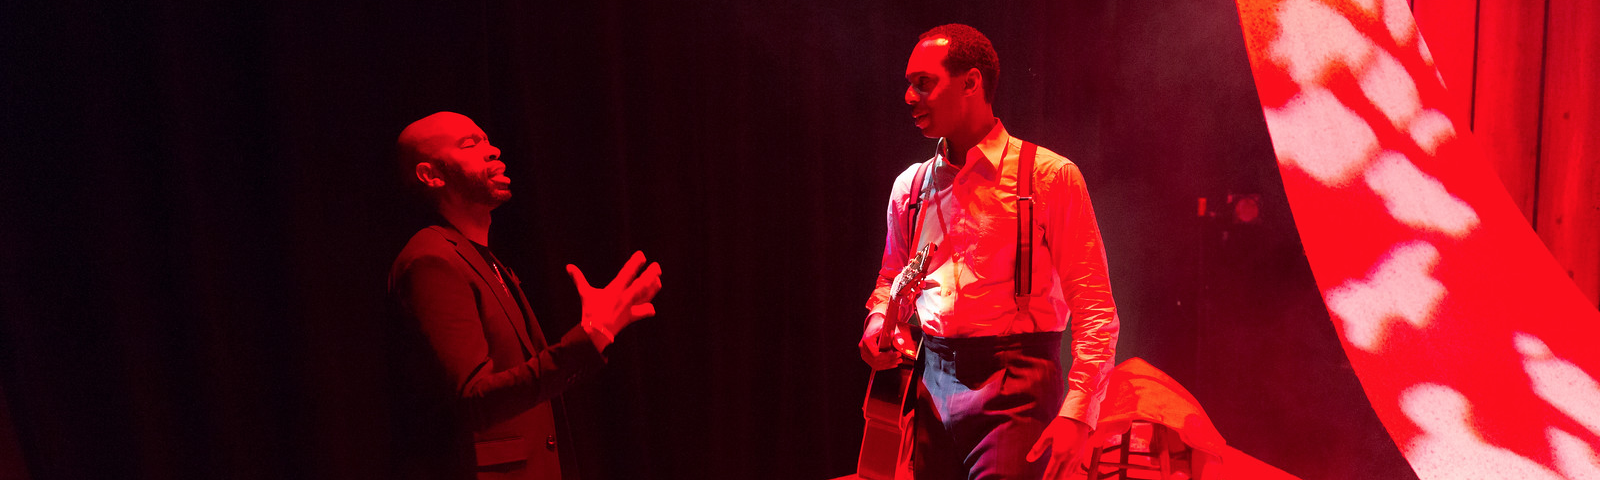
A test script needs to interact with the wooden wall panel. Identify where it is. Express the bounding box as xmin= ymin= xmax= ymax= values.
xmin=1536 ymin=0 xmax=1600 ymax=307
xmin=1472 ymin=0 xmax=1546 ymax=220
xmin=1412 ymin=0 xmax=1599 ymax=307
